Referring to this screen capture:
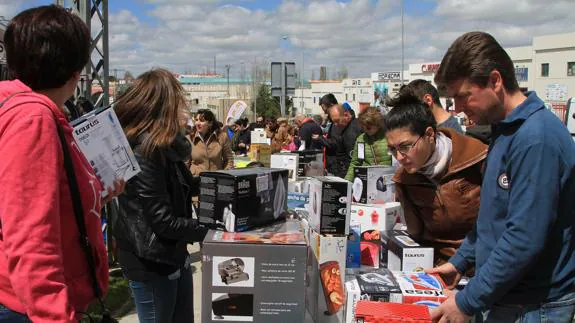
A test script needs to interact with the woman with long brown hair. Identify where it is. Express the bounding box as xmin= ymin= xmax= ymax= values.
xmin=113 ymin=68 xmax=207 ymax=323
